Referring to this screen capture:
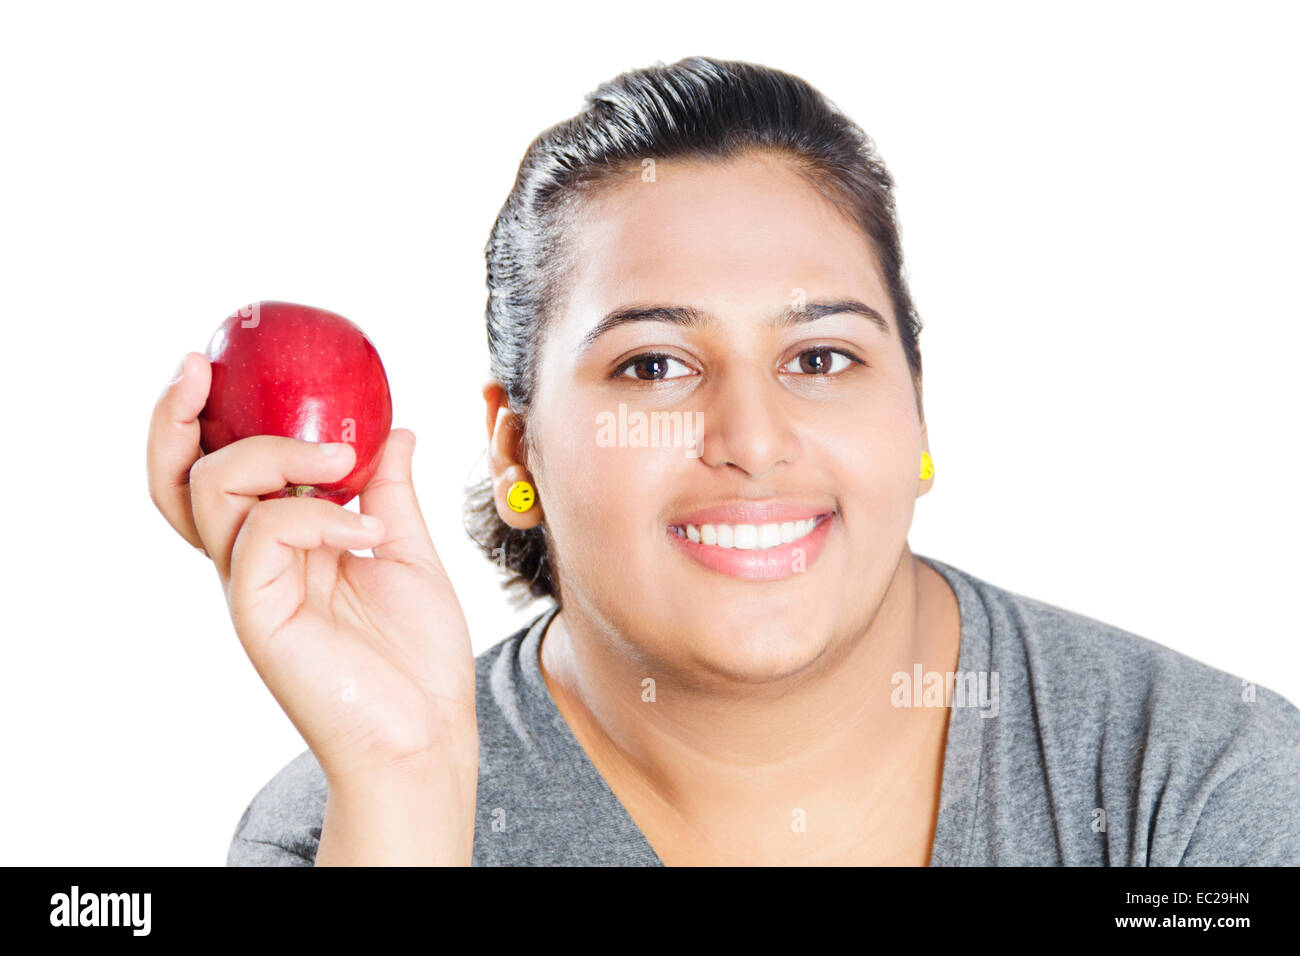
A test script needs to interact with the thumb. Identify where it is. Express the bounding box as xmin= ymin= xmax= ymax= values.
xmin=358 ymin=428 xmax=446 ymax=576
